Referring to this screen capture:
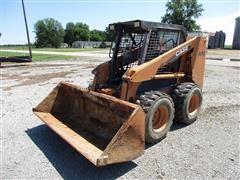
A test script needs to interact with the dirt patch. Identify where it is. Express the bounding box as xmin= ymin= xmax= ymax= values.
xmin=0 ymin=64 xmax=30 ymax=69
xmin=203 ymin=104 xmax=240 ymax=114
xmin=0 ymin=63 xmax=74 ymax=70
xmin=29 ymin=64 xmax=75 ymax=68
xmin=82 ymin=64 xmax=97 ymax=69
xmin=1 ymin=74 xmax=25 ymax=81
xmin=207 ymin=49 xmax=240 ymax=59
xmin=3 ymin=72 xmax=70 ymax=91
xmin=21 ymin=72 xmax=70 ymax=85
